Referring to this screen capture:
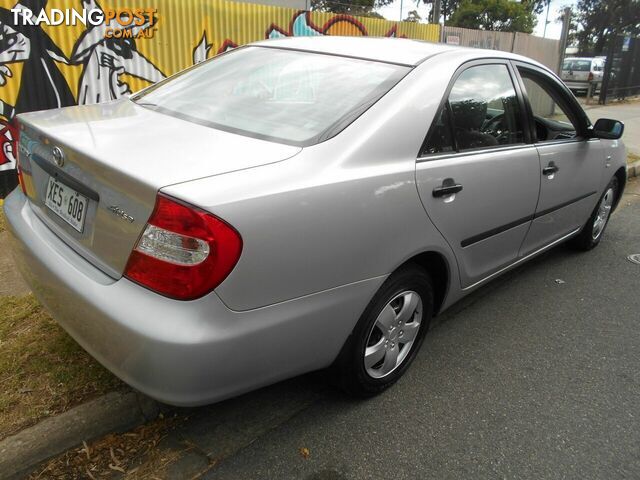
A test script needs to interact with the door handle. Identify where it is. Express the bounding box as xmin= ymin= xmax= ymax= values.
xmin=433 ymin=179 xmax=463 ymax=197
xmin=542 ymin=162 xmax=559 ymax=176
